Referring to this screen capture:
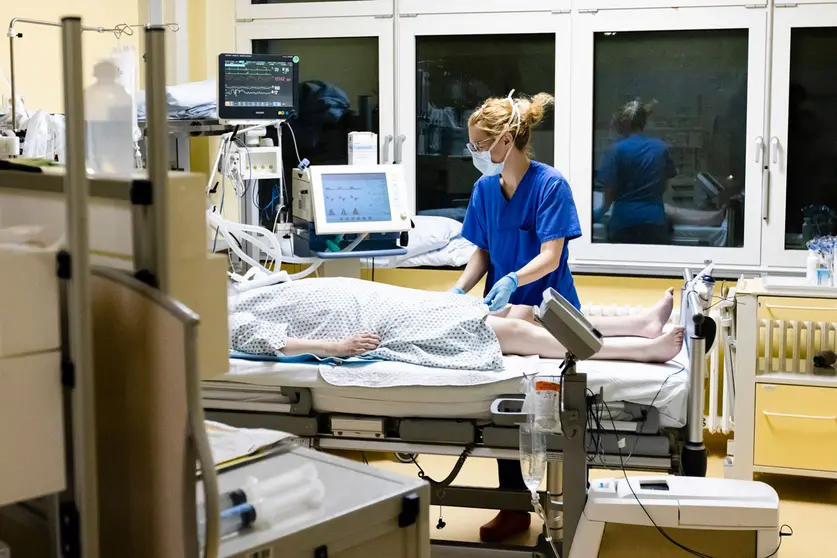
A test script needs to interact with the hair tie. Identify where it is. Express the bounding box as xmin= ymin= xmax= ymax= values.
xmin=505 ymin=89 xmax=521 ymax=132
